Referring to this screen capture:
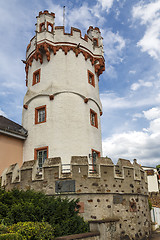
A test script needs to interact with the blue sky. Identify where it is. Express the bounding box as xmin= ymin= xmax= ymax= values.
xmin=1 ymin=0 xmax=160 ymax=166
